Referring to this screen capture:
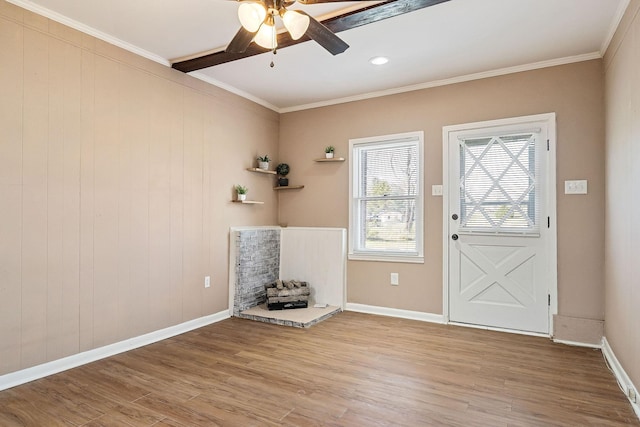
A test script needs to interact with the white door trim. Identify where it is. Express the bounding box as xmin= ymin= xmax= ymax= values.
xmin=442 ymin=113 xmax=557 ymax=335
